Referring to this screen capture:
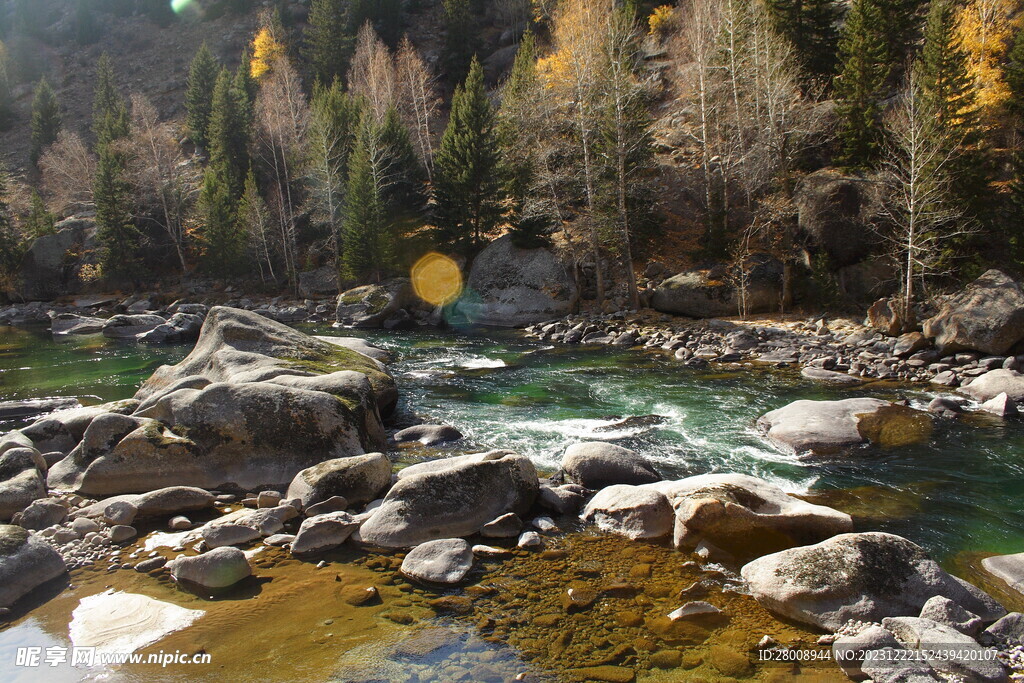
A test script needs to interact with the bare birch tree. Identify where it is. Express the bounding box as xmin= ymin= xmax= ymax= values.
xmin=39 ymin=131 xmax=97 ymax=215
xmin=395 ymin=36 xmax=439 ymax=179
xmin=348 ymin=22 xmax=395 ymax=123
